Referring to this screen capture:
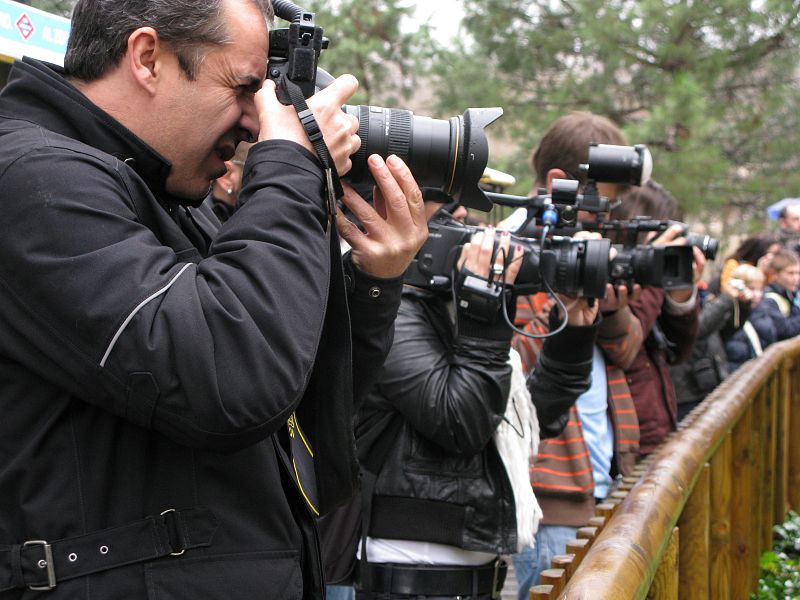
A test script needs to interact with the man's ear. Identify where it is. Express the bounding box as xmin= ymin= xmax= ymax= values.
xmin=545 ymin=168 xmax=568 ymax=194
xmin=126 ymin=27 xmax=162 ymax=95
